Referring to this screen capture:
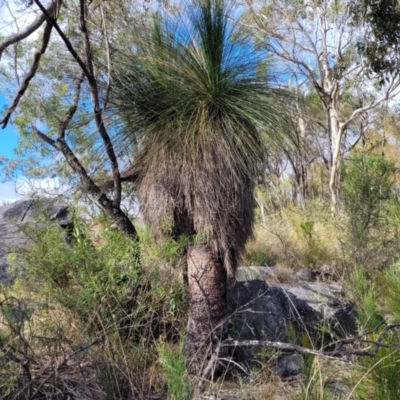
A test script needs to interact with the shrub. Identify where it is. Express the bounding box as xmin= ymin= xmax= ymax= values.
xmin=15 ymin=215 xmax=140 ymax=331
xmin=1 ymin=210 xmax=189 ymax=399
xmin=245 ymin=200 xmax=339 ymax=271
xmin=341 ymin=154 xmax=400 ymax=269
